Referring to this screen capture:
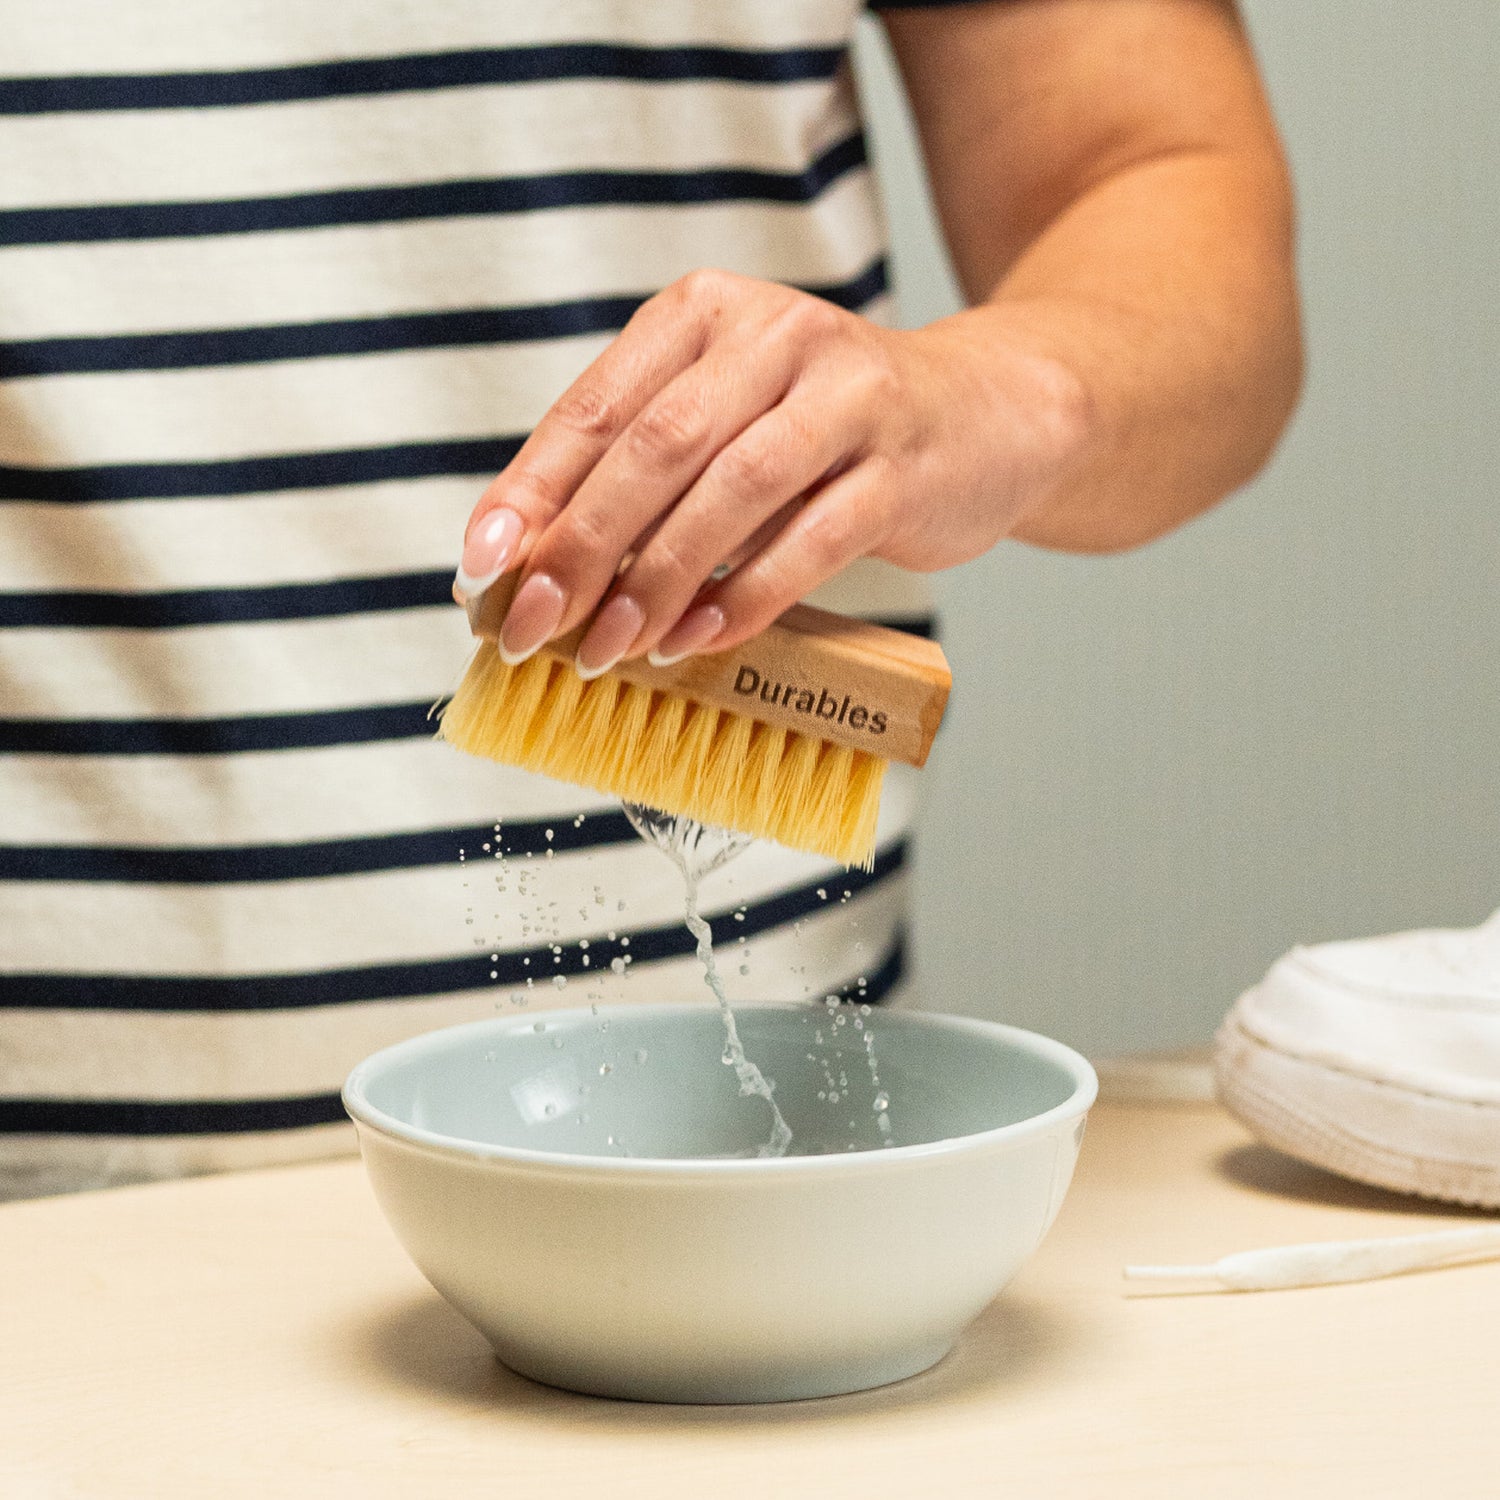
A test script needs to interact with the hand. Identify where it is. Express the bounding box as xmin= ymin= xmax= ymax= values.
xmin=454 ymin=268 xmax=1088 ymax=676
